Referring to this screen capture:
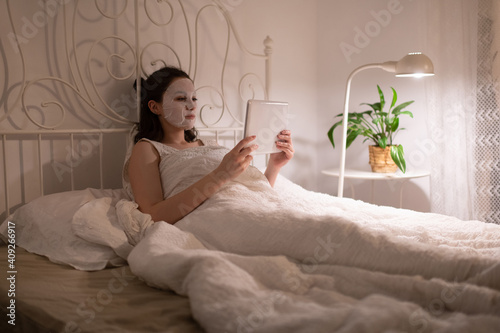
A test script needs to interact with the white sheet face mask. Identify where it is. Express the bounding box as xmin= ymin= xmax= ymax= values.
xmin=161 ymin=78 xmax=197 ymax=129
